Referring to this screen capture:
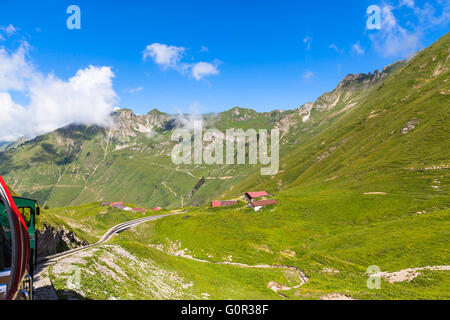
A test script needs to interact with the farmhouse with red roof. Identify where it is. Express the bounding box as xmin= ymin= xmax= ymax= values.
xmin=245 ymin=191 xmax=271 ymax=201
xmin=248 ymin=199 xmax=278 ymax=212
